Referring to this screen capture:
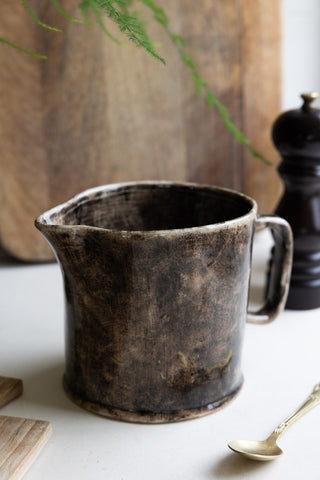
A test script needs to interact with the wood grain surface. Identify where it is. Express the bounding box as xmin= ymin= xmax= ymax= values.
xmin=0 ymin=377 xmax=51 ymax=479
xmin=0 ymin=377 xmax=23 ymax=409
xmin=0 ymin=416 xmax=51 ymax=480
xmin=0 ymin=0 xmax=281 ymax=261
